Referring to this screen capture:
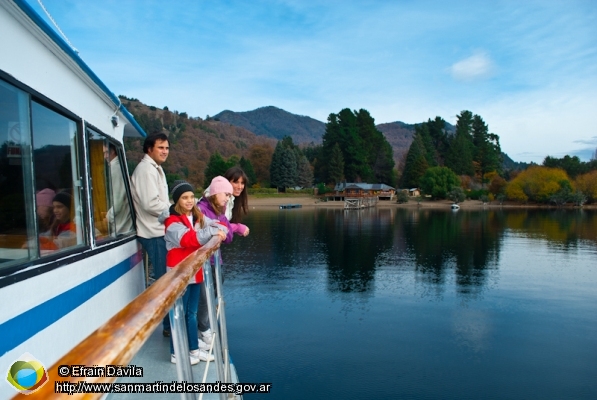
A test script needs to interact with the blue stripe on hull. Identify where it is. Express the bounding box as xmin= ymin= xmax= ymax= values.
xmin=0 ymin=251 xmax=142 ymax=356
